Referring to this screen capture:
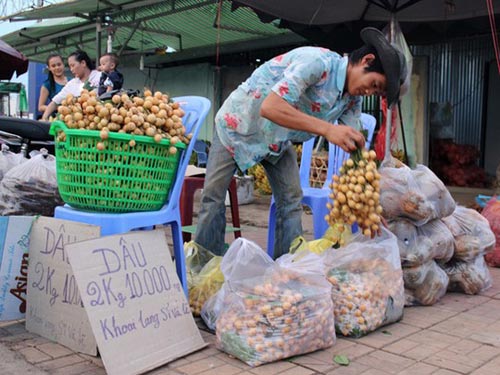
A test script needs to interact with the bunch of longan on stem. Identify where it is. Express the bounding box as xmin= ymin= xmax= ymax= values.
xmin=326 ymin=148 xmax=383 ymax=237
